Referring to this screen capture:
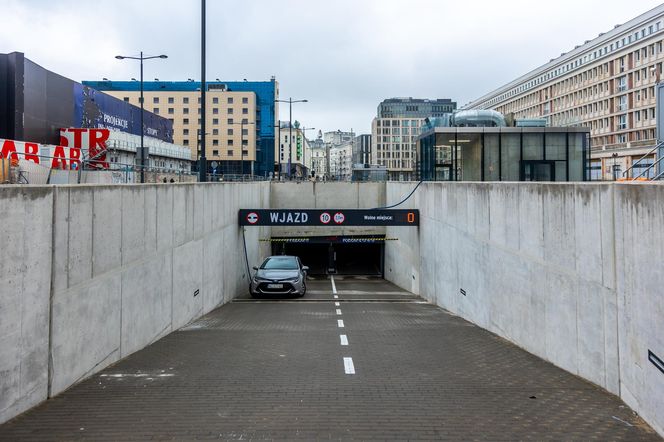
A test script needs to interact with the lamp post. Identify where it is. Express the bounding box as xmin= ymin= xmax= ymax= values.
xmin=230 ymin=121 xmax=255 ymax=178
xmin=115 ymin=52 xmax=167 ymax=183
xmin=275 ymin=98 xmax=308 ymax=179
xmin=271 ymin=122 xmax=282 ymax=180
